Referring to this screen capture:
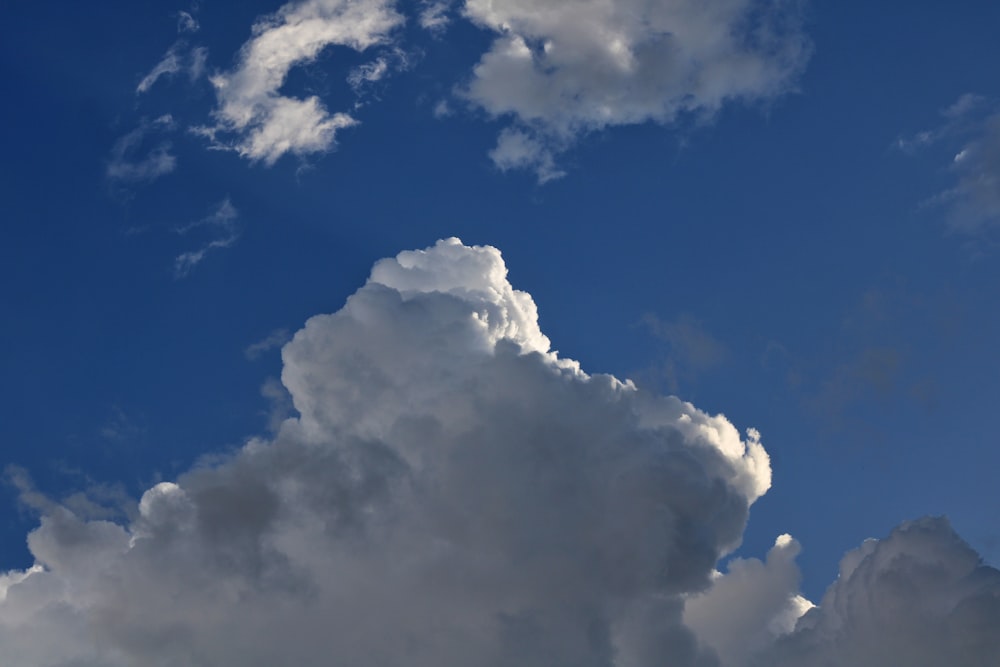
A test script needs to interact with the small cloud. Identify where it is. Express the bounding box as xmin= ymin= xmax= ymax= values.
xmin=106 ymin=115 xmax=177 ymax=184
xmin=418 ymin=0 xmax=453 ymax=34
xmin=200 ymin=0 xmax=403 ymax=165
xmin=489 ymin=128 xmax=565 ymax=184
xmin=899 ymin=93 xmax=1000 ymax=236
xmin=177 ymin=10 xmax=200 ymax=33
xmin=173 ymin=198 xmax=240 ymax=278
xmin=99 ymin=406 xmax=145 ymax=443
xmin=244 ymin=329 xmax=292 ymax=360
xmin=137 ymin=42 xmax=209 ymax=94
xmin=460 ymin=0 xmax=811 ymax=179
